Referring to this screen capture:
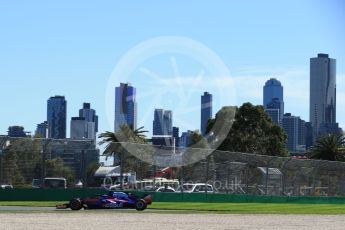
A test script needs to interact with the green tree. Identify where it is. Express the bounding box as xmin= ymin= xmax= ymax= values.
xmin=133 ymin=126 xmax=148 ymax=140
xmin=98 ymin=125 xmax=151 ymax=188
xmin=45 ymin=158 xmax=75 ymax=187
xmin=182 ymin=131 xmax=216 ymax=182
xmin=86 ymin=162 xmax=100 ymax=187
xmin=1 ymin=147 xmax=23 ymax=186
xmin=209 ymin=103 xmax=288 ymax=157
xmin=13 ymin=138 xmax=42 ymax=183
xmin=1 ymin=138 xmax=41 ymax=187
xmin=309 ymin=134 xmax=345 ymax=161
xmin=206 ymin=106 xmax=236 ymax=148
xmin=12 ymin=170 xmax=25 ymax=187
xmin=190 ymin=130 xmax=208 ymax=148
